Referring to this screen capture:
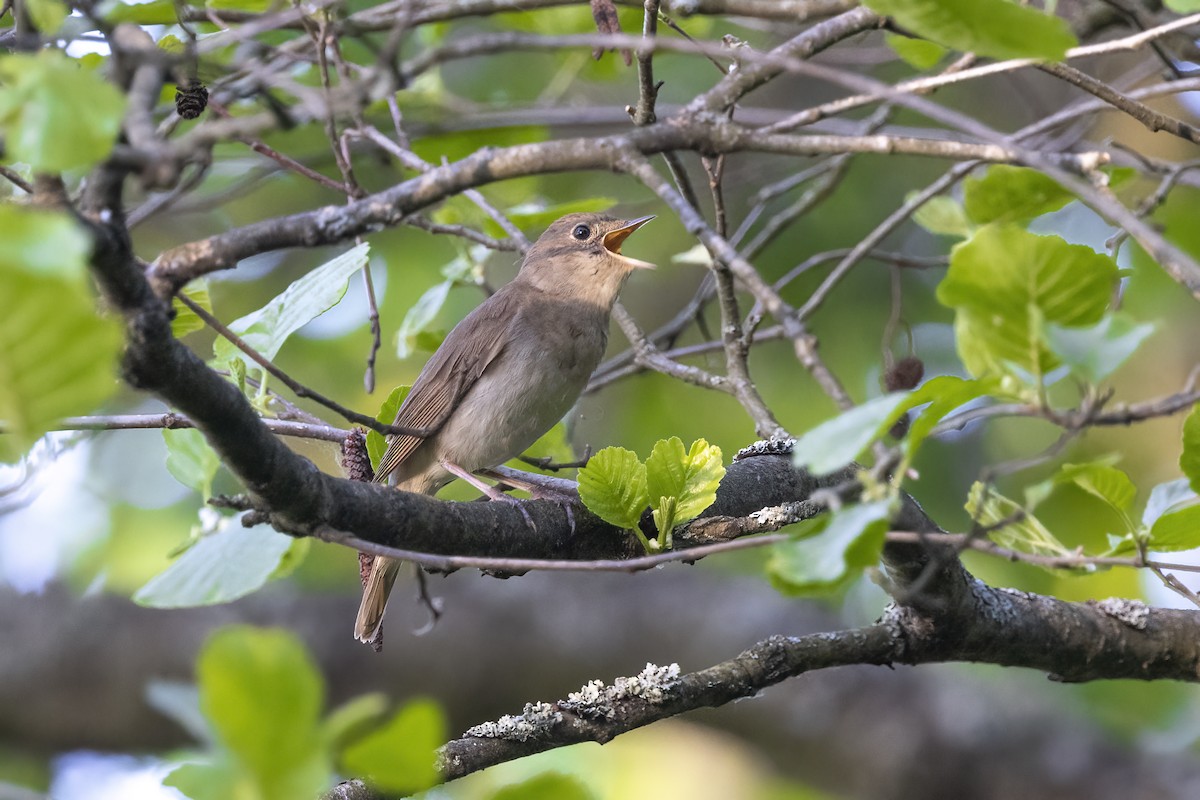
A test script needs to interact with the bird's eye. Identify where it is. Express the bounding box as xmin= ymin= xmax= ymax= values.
xmin=572 ymin=224 xmax=591 ymax=240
